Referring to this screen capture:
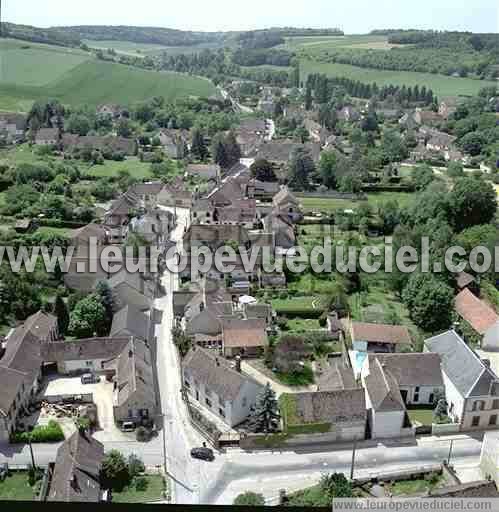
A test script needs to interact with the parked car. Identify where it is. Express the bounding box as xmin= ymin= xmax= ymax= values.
xmin=81 ymin=373 xmax=99 ymax=384
xmin=190 ymin=447 xmax=215 ymax=462
xmin=121 ymin=421 xmax=136 ymax=432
